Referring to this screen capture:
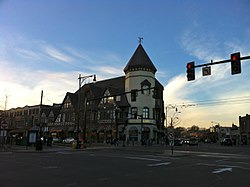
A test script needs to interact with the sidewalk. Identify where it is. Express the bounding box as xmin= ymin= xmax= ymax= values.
xmin=0 ymin=143 xmax=114 ymax=153
xmin=3 ymin=143 xmax=247 ymax=156
xmin=0 ymin=144 xmax=72 ymax=153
